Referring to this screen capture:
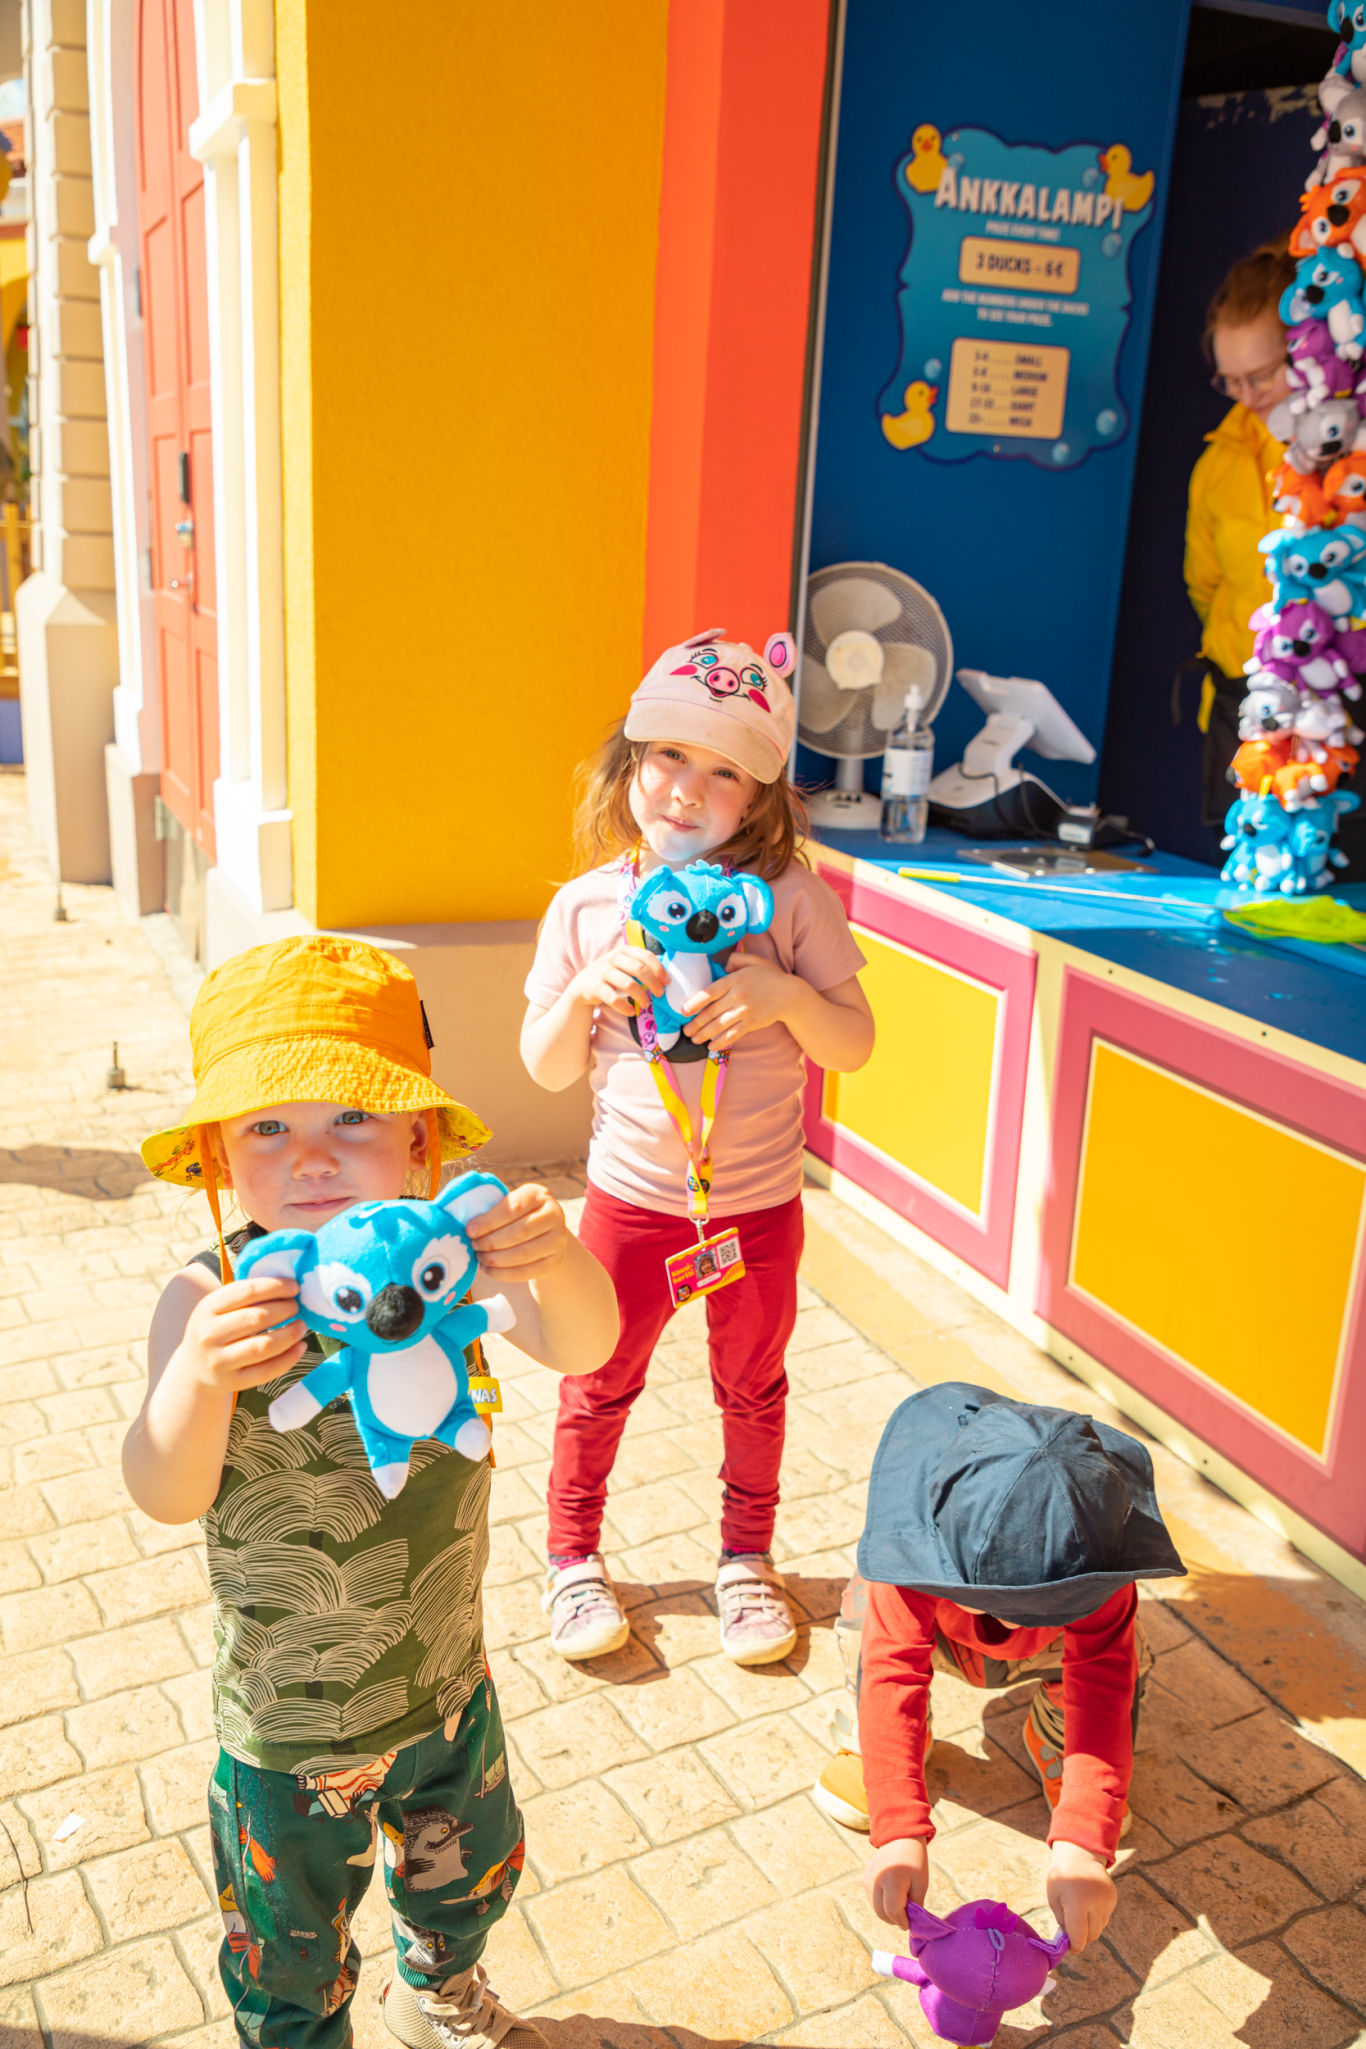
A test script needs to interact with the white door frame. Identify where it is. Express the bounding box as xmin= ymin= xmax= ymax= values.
xmin=88 ymin=0 xmax=291 ymax=914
